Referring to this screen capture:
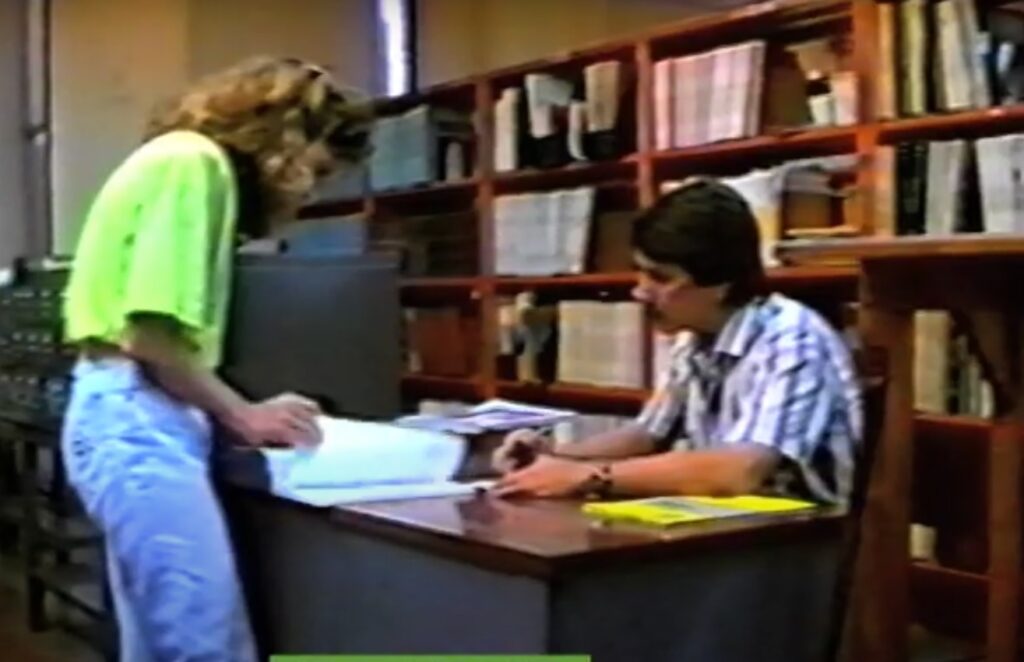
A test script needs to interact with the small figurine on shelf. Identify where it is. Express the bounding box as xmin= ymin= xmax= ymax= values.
xmin=512 ymin=291 xmax=556 ymax=383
